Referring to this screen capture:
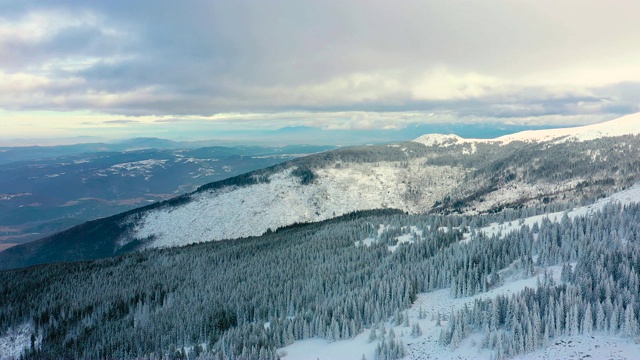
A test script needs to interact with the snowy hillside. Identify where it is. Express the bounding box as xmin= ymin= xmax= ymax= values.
xmin=414 ymin=112 xmax=640 ymax=146
xmin=279 ymin=256 xmax=640 ymax=360
xmin=5 ymin=181 xmax=640 ymax=359
xmin=468 ymin=181 xmax=640 ymax=241
xmin=130 ymin=161 xmax=465 ymax=248
xmin=0 ymin=323 xmax=39 ymax=360
xmin=130 ymin=113 xmax=640 ymax=249
xmin=410 ymin=134 xmax=464 ymax=147
xmin=6 ymin=114 xmax=640 ymax=270
xmin=277 ymin=183 xmax=640 ymax=360
xmin=278 ymin=266 xmax=565 ymax=360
